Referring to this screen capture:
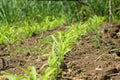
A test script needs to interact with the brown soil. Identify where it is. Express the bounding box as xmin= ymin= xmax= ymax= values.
xmin=0 ymin=26 xmax=66 ymax=78
xmin=58 ymin=22 xmax=120 ymax=80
